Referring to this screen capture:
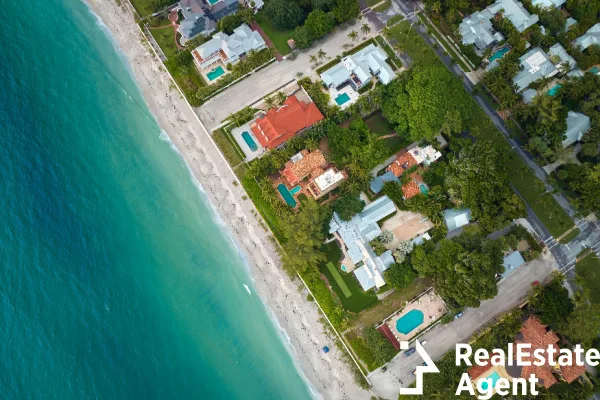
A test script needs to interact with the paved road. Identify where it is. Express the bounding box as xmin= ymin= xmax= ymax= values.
xmin=195 ymin=21 xmax=377 ymax=132
xmin=369 ymin=253 xmax=557 ymax=399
